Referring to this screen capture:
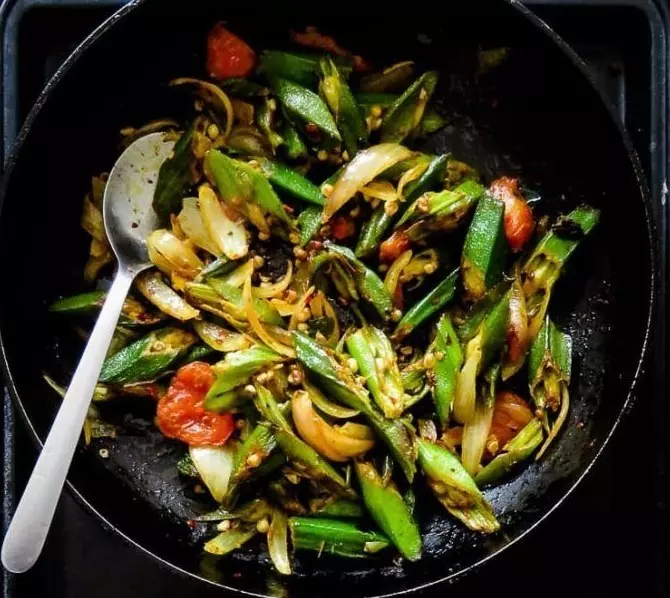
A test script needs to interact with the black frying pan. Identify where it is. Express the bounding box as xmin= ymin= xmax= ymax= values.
xmin=0 ymin=1 xmax=656 ymax=596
